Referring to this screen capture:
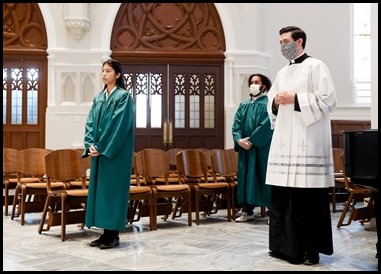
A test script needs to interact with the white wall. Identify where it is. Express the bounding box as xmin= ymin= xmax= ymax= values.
xmin=371 ymin=3 xmax=378 ymax=129
xmin=38 ymin=3 xmax=377 ymax=150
